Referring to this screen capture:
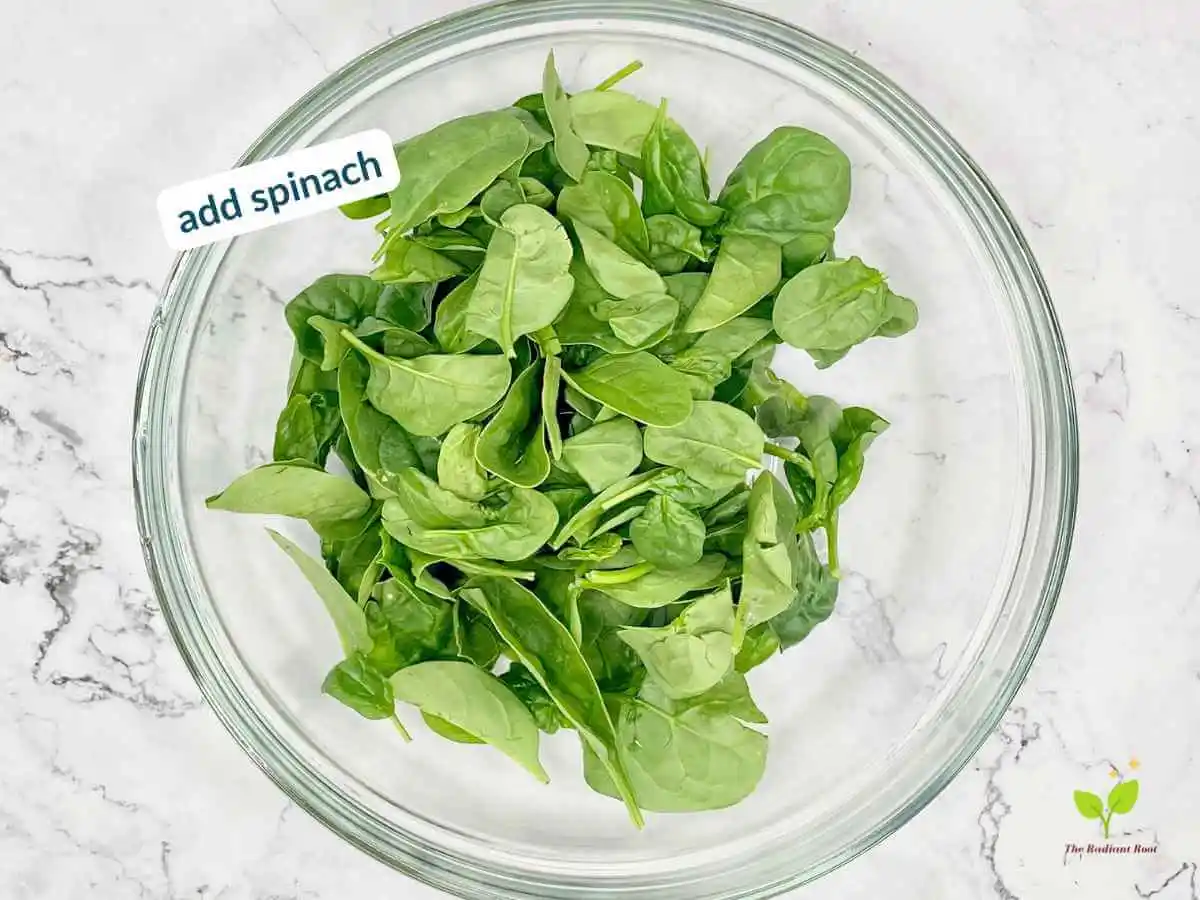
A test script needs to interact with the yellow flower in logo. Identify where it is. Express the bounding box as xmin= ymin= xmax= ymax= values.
xmin=1128 ymin=757 xmax=1141 ymax=770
